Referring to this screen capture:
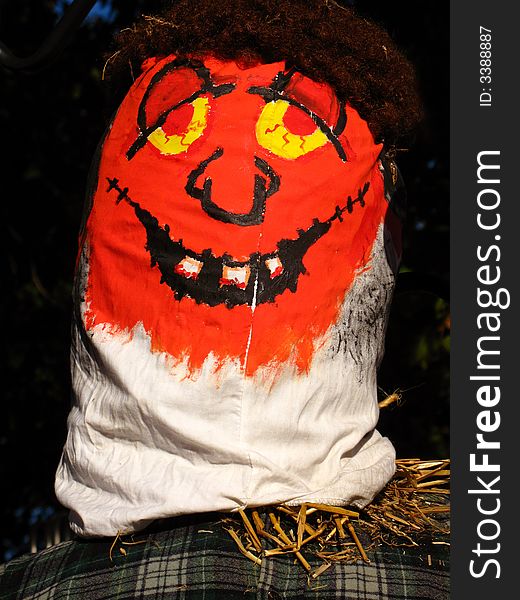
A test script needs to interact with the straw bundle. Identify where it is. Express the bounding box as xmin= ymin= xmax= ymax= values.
xmin=221 ymin=459 xmax=450 ymax=579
